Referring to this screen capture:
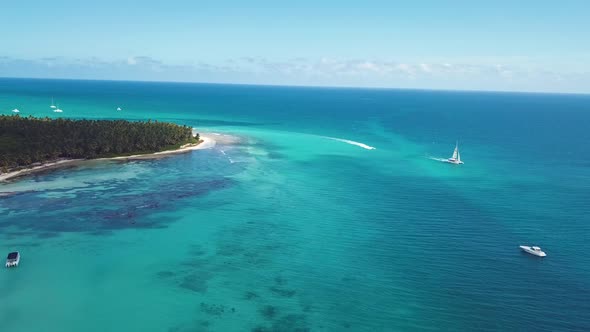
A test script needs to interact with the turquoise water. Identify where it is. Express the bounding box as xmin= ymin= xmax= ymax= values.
xmin=1 ymin=78 xmax=590 ymax=331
